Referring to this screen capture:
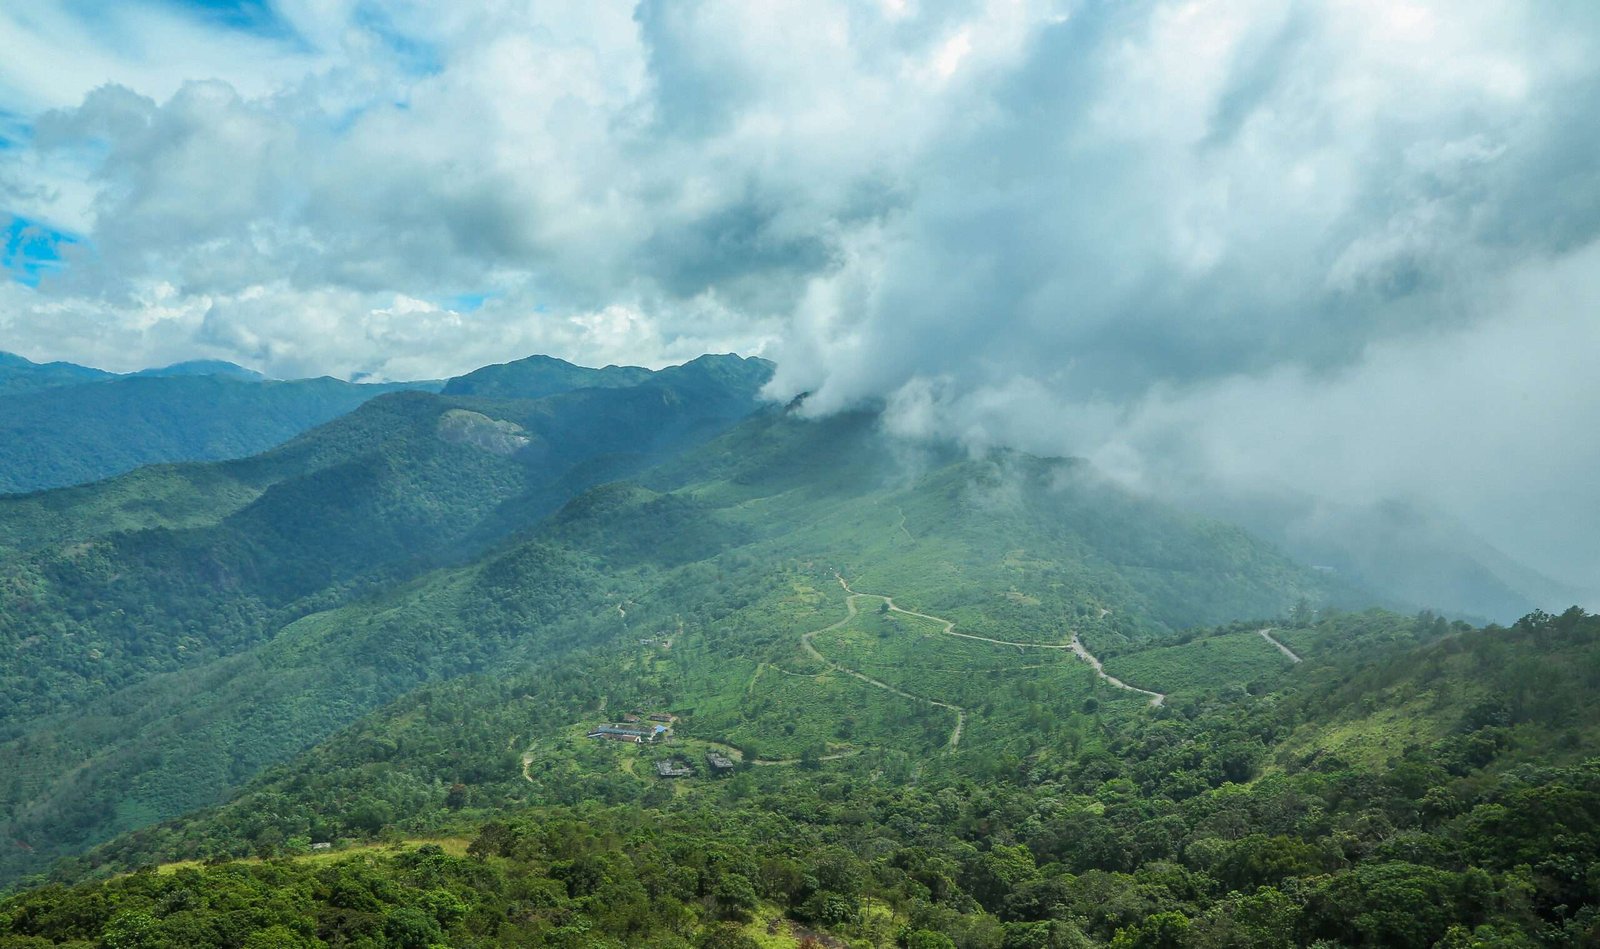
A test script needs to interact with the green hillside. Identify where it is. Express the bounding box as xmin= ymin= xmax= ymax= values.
xmin=0 ymin=354 xmax=773 ymax=726
xmin=6 ymin=361 xmax=1596 ymax=946
xmin=0 ymin=356 xmax=775 ymax=881
xmin=19 ymin=596 xmax=1600 ymax=947
xmin=0 ymin=395 xmax=1337 ymax=887
xmin=1097 ymin=629 xmax=1292 ymax=701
